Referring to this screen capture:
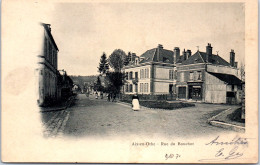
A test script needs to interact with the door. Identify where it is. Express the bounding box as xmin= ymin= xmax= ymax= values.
xmin=192 ymin=86 xmax=202 ymax=100
xmin=178 ymin=87 xmax=186 ymax=99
